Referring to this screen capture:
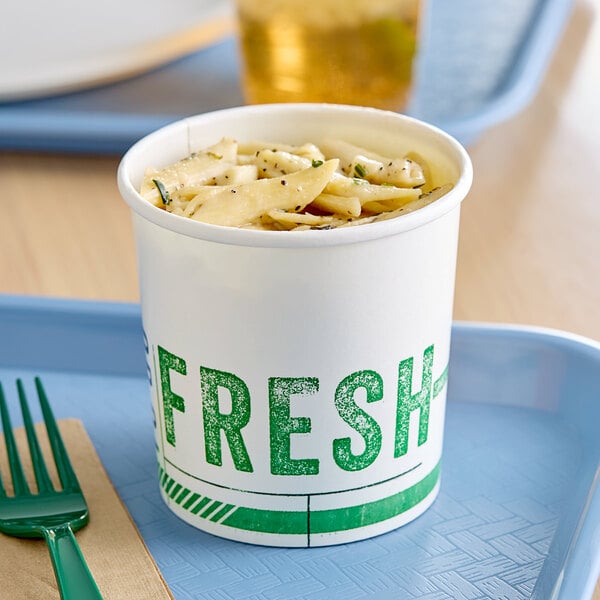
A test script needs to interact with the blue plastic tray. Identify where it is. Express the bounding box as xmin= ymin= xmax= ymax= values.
xmin=1 ymin=294 xmax=598 ymax=599
xmin=0 ymin=0 xmax=573 ymax=153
